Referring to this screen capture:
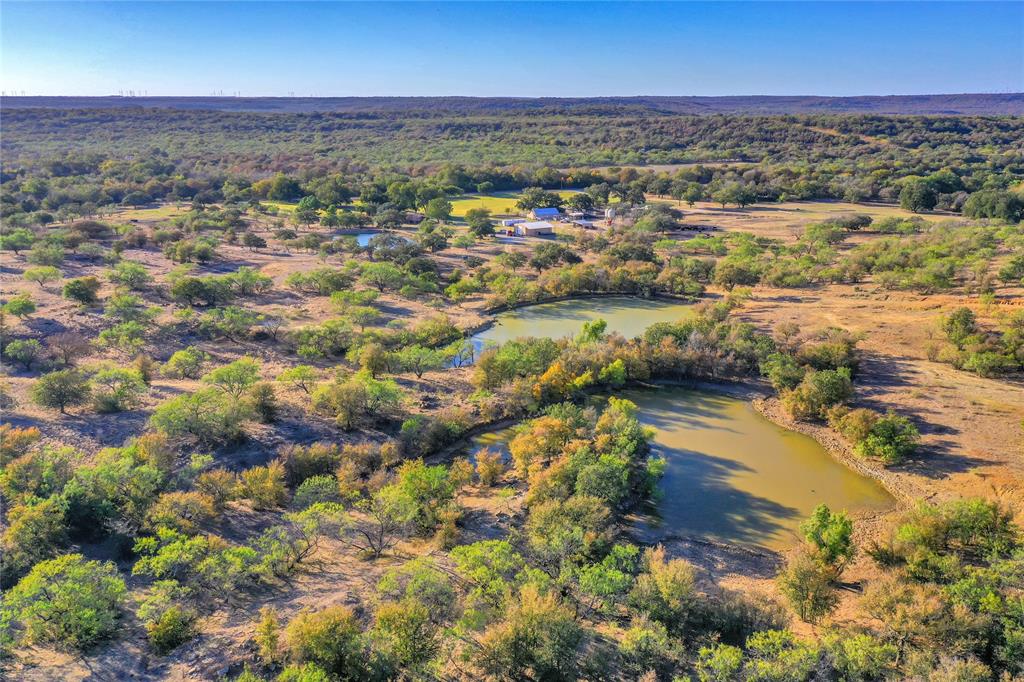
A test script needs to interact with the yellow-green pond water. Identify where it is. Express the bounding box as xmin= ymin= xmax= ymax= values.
xmin=470 ymin=296 xmax=695 ymax=351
